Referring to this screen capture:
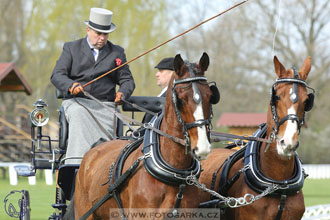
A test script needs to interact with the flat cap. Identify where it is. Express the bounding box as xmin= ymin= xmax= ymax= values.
xmin=154 ymin=57 xmax=174 ymax=70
